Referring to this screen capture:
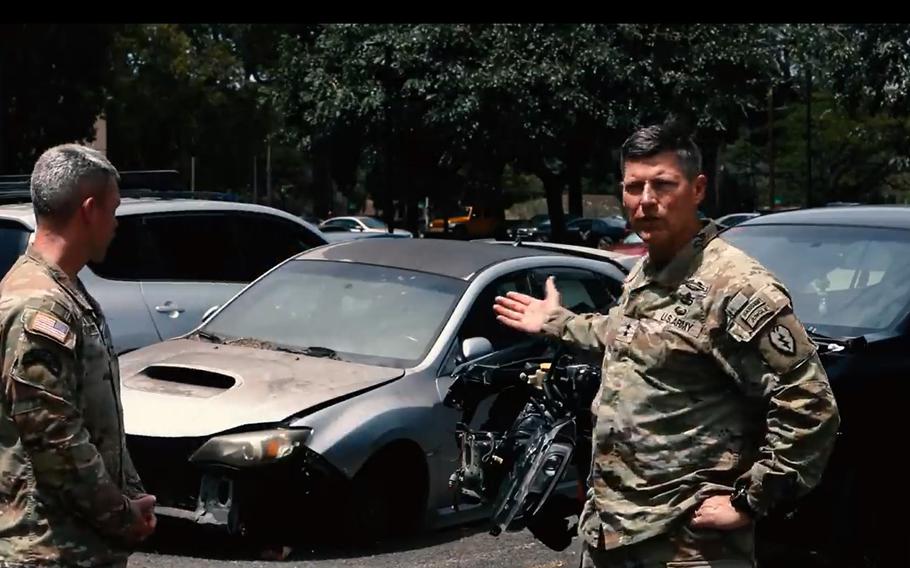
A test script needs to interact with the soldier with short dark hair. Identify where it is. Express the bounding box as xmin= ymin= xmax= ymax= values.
xmin=0 ymin=144 xmax=156 ymax=567
xmin=494 ymin=122 xmax=840 ymax=567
